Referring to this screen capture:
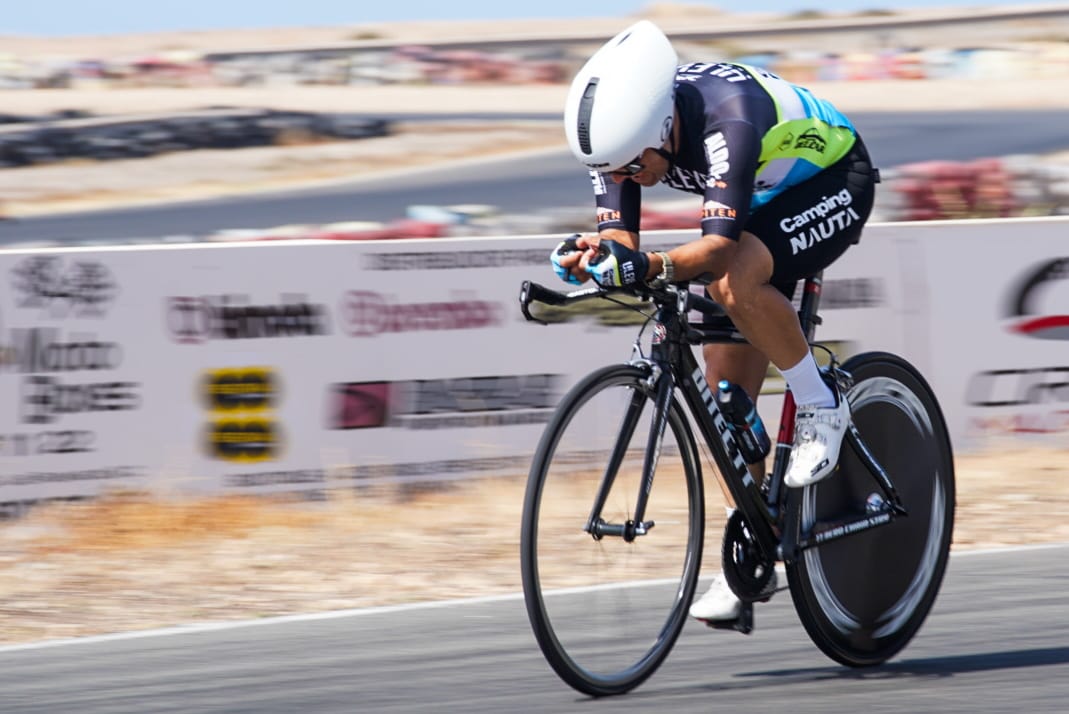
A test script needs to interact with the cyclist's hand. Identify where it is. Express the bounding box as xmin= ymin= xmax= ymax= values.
xmin=551 ymin=234 xmax=596 ymax=285
xmin=585 ymin=240 xmax=650 ymax=288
